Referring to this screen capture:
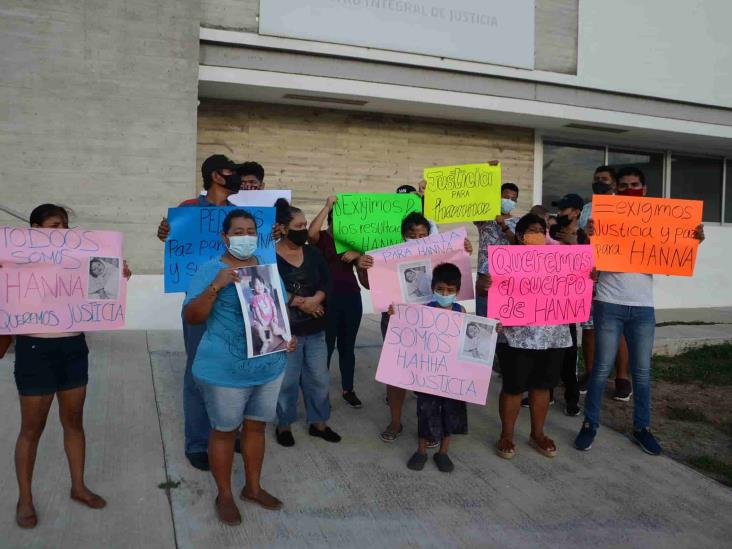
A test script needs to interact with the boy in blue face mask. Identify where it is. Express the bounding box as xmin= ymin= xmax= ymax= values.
xmin=388 ymin=262 xmax=468 ymax=473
